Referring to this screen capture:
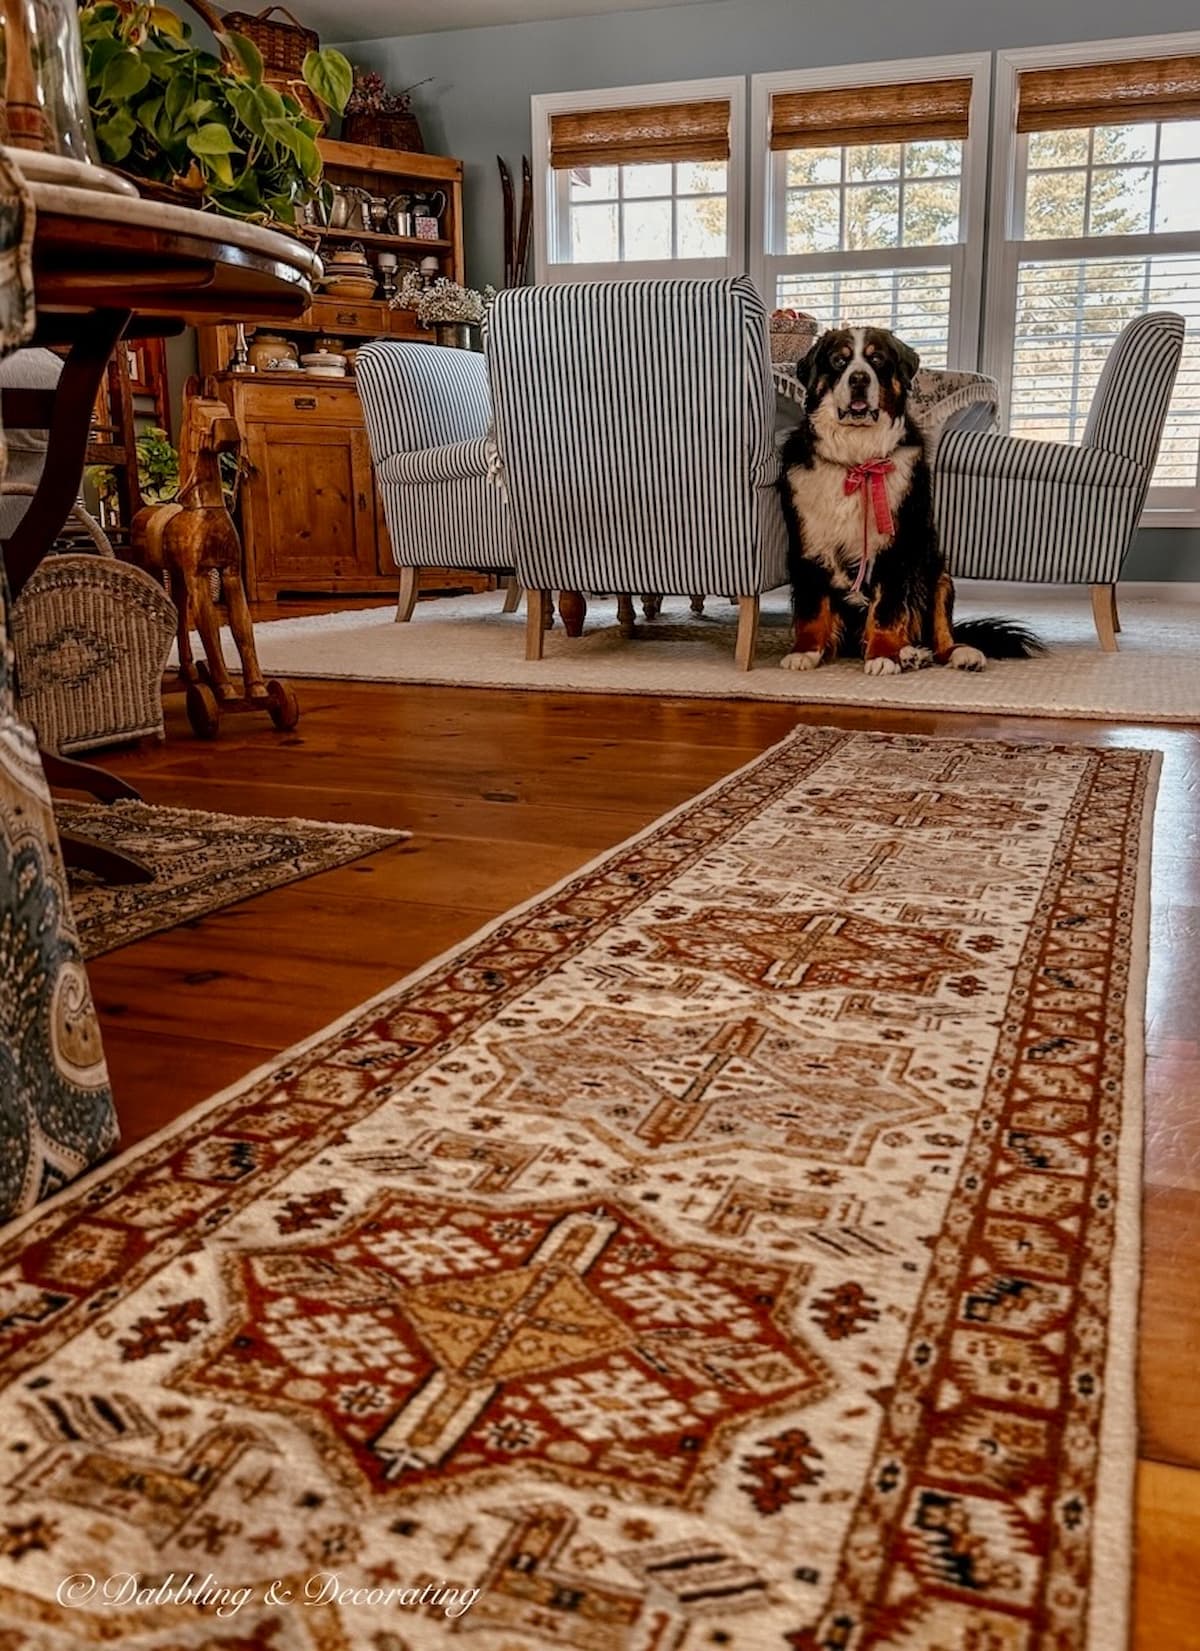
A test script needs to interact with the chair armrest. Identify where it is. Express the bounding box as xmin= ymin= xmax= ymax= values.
xmin=377 ymin=438 xmax=491 ymax=487
xmin=936 ymin=429 xmax=1142 ymax=489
